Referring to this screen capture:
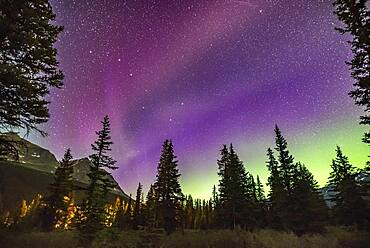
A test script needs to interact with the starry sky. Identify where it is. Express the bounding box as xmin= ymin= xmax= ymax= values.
xmin=31 ymin=0 xmax=368 ymax=199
